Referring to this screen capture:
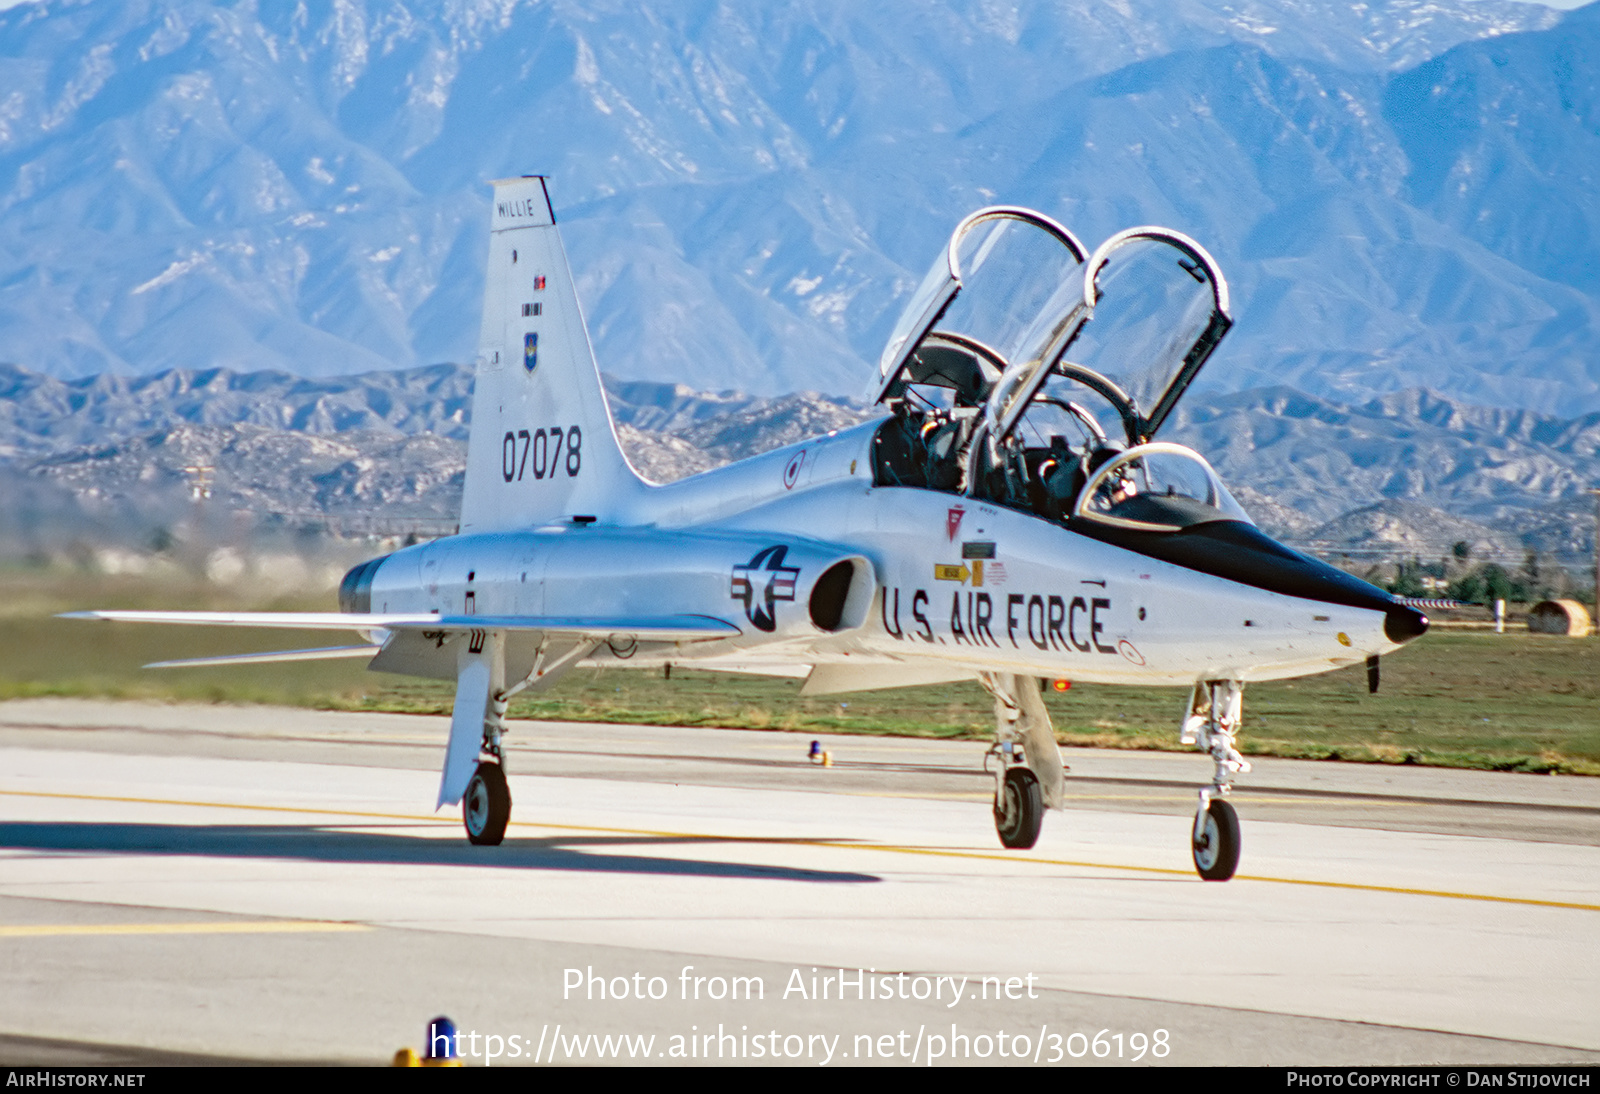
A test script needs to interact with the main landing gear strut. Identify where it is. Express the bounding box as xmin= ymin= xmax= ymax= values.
xmin=981 ymin=673 xmax=1067 ymax=850
xmin=453 ymin=636 xmax=599 ymax=845
xmin=1180 ymin=679 xmax=1250 ymax=881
